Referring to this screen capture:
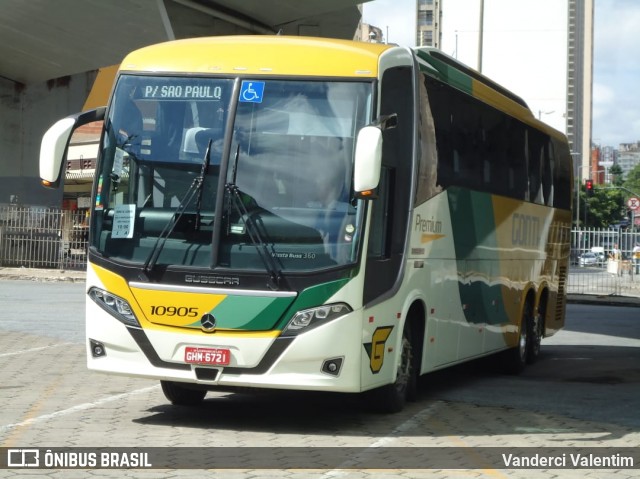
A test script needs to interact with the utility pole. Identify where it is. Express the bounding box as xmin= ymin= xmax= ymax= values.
xmin=478 ymin=0 xmax=484 ymax=72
